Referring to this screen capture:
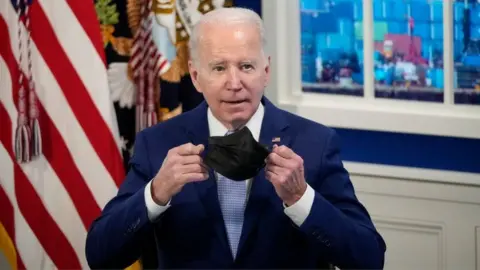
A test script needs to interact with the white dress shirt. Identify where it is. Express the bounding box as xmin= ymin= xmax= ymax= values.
xmin=144 ymin=103 xmax=315 ymax=226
